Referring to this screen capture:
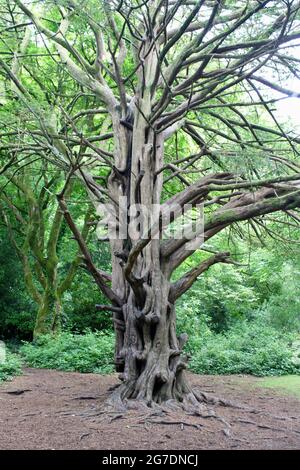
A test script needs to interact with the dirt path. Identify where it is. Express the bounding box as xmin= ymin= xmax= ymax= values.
xmin=0 ymin=368 xmax=299 ymax=450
